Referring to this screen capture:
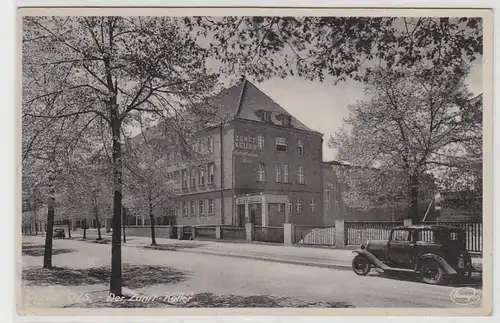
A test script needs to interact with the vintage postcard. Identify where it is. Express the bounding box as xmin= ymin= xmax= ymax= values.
xmin=17 ymin=5 xmax=493 ymax=318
